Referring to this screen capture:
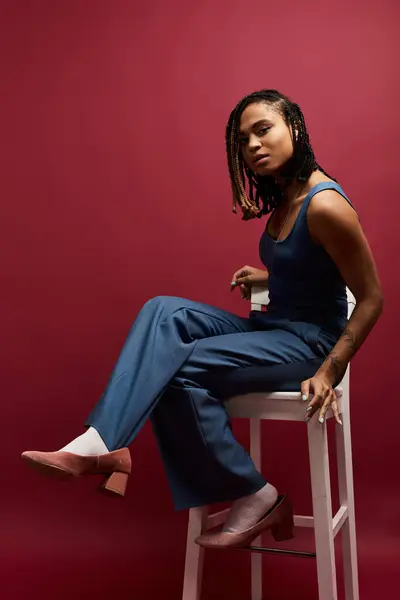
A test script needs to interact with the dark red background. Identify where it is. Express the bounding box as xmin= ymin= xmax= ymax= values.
xmin=1 ymin=1 xmax=399 ymax=598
